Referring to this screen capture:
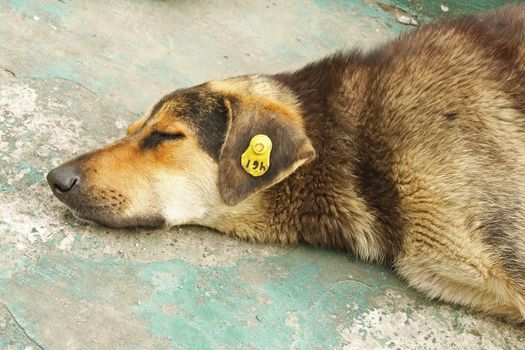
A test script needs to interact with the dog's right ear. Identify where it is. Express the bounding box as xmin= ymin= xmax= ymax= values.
xmin=218 ymin=96 xmax=315 ymax=206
